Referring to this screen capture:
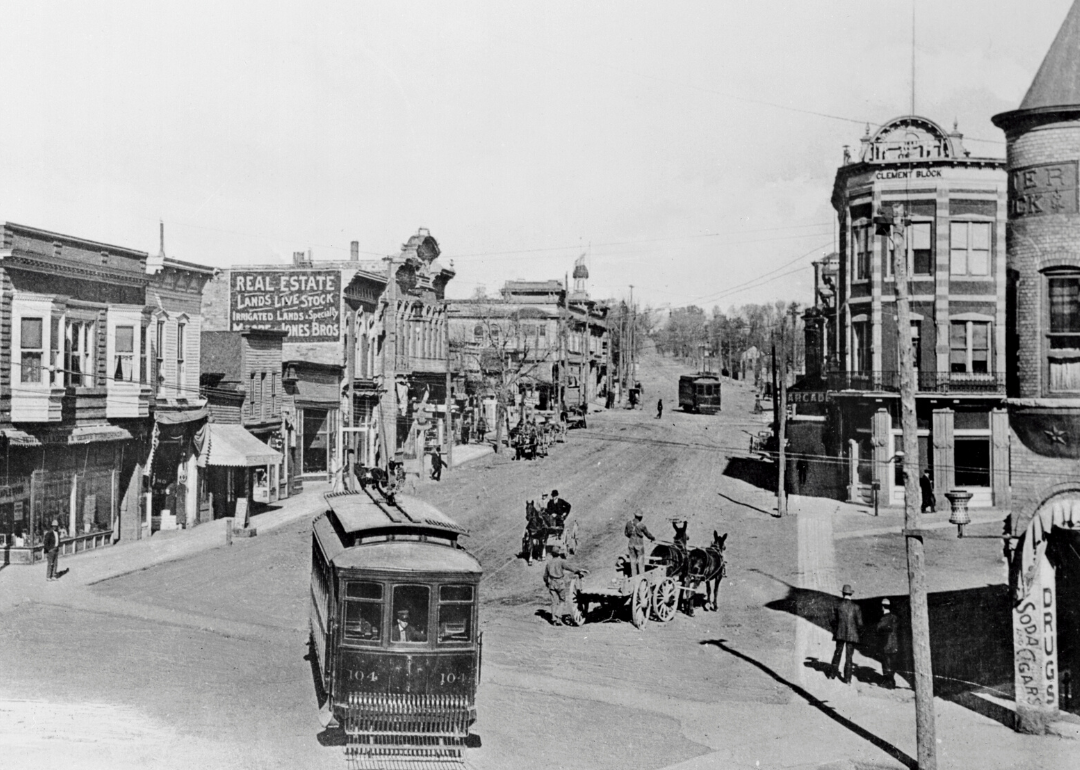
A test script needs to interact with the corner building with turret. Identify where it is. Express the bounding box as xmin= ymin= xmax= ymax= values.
xmin=993 ymin=0 xmax=1080 ymax=733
